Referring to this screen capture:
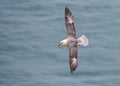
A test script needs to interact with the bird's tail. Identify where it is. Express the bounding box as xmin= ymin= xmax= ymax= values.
xmin=77 ymin=35 xmax=89 ymax=47
xmin=69 ymin=57 xmax=78 ymax=74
